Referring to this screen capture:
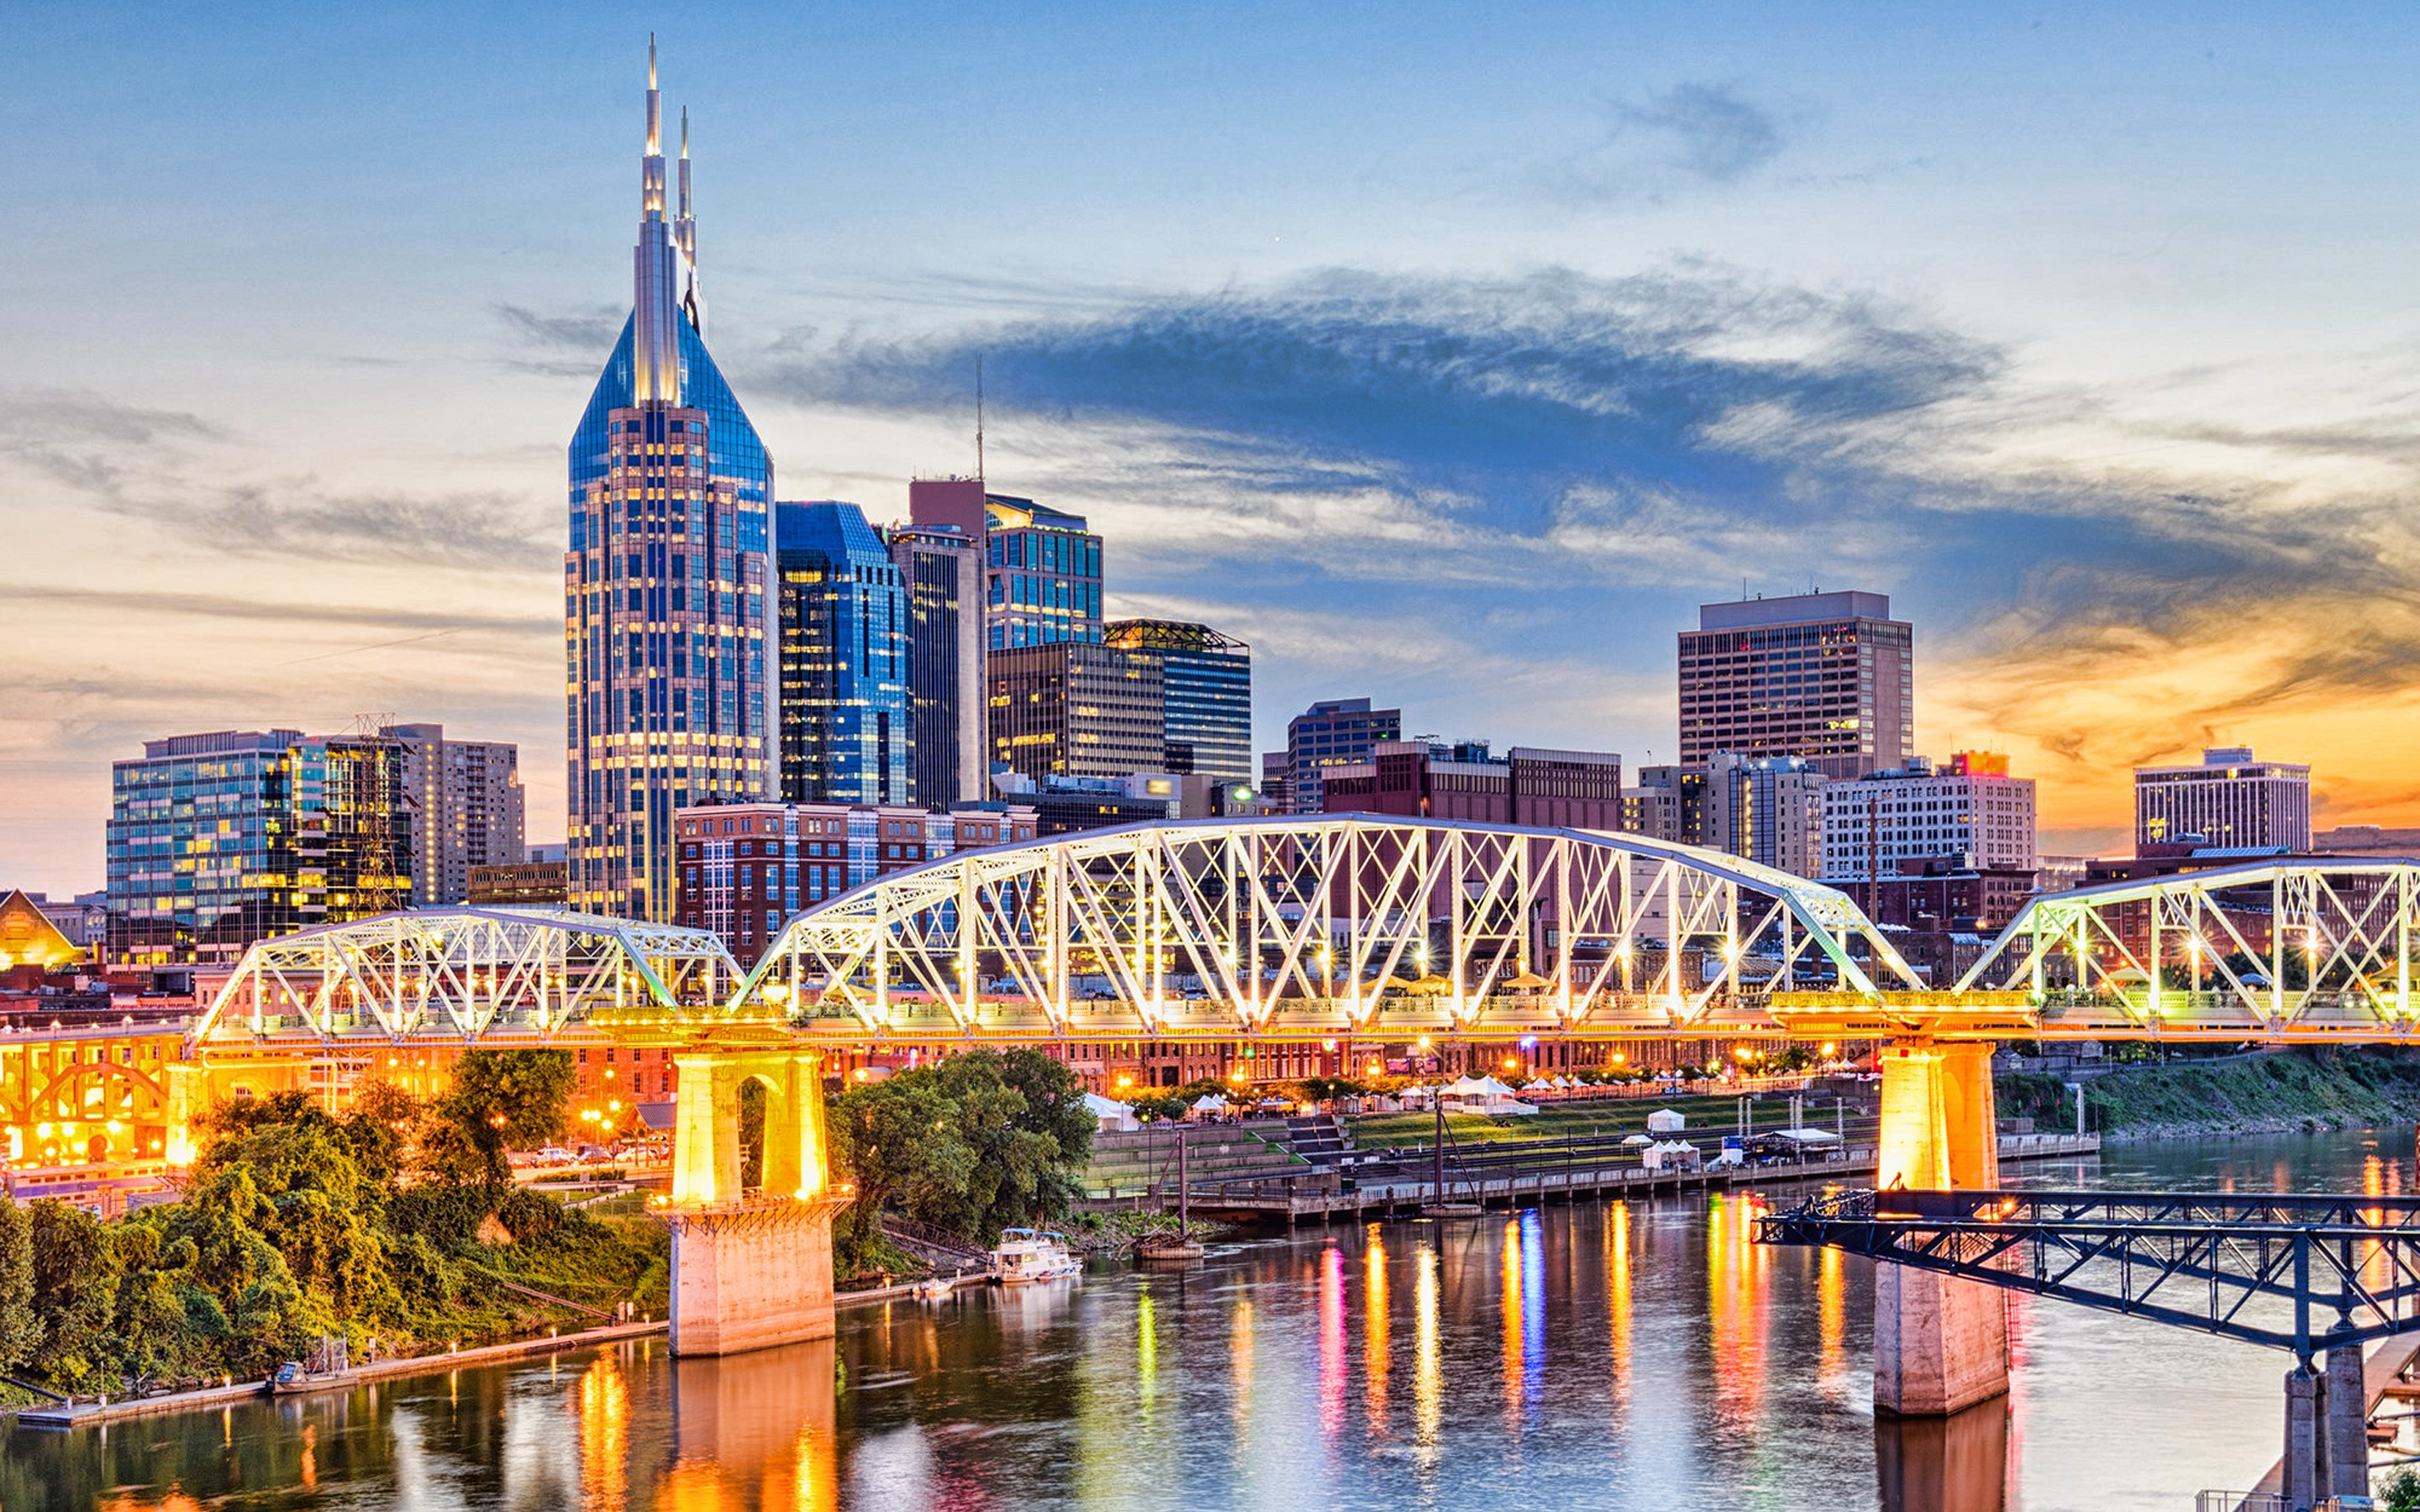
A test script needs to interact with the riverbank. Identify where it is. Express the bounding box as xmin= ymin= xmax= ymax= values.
xmin=8 ymin=1266 xmax=1015 ymax=1431
xmin=1999 ymin=1046 xmax=2420 ymax=1142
